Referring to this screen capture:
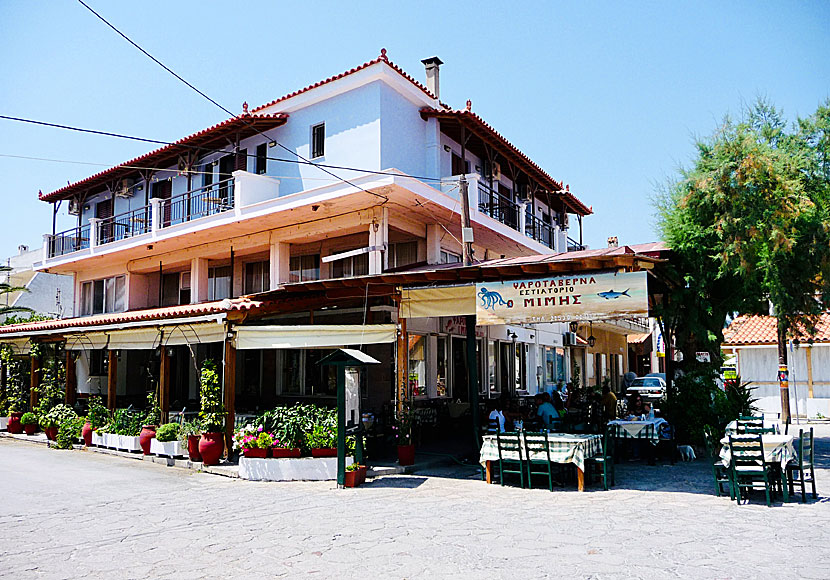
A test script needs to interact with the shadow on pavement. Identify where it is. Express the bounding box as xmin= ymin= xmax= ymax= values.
xmin=366 ymin=476 xmax=428 ymax=489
